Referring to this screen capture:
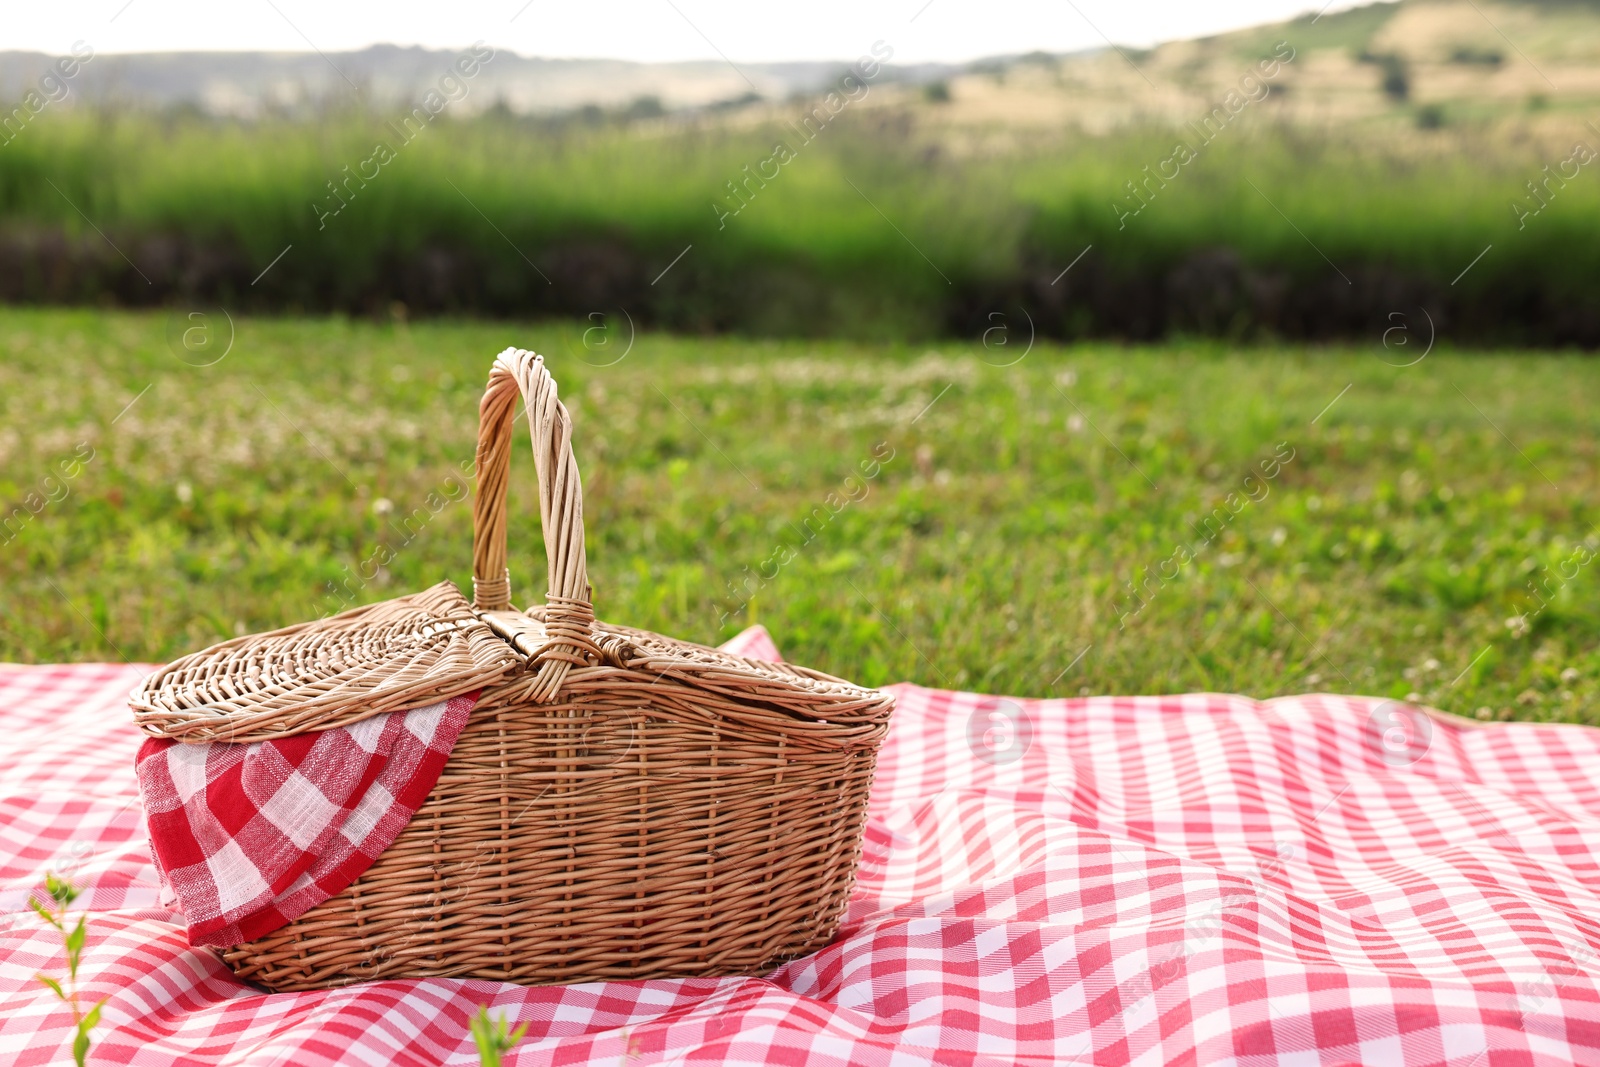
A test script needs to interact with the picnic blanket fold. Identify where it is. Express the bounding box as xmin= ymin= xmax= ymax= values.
xmin=134 ymin=692 xmax=477 ymax=946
